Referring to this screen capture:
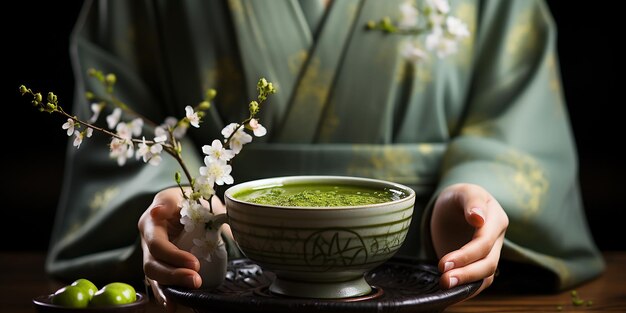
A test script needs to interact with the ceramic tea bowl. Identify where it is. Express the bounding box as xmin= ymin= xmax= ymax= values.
xmin=224 ymin=175 xmax=416 ymax=299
